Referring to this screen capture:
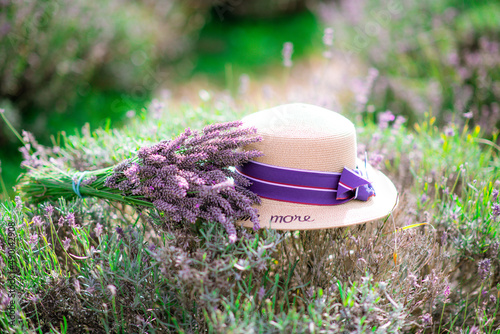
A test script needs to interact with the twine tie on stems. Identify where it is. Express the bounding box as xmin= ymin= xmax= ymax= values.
xmin=72 ymin=171 xmax=87 ymax=199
